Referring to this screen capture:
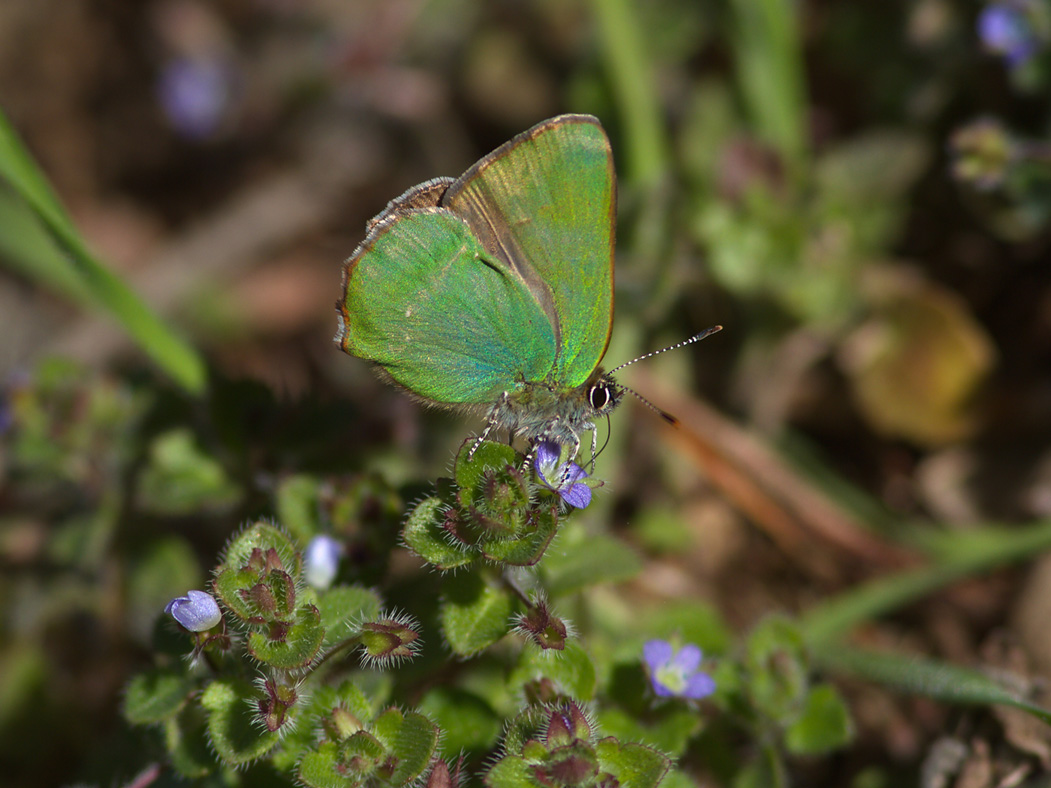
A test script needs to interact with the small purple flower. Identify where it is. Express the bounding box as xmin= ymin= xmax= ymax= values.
xmin=157 ymin=56 xmax=233 ymax=139
xmin=643 ymin=639 xmax=716 ymax=699
xmin=979 ymin=1 xmax=1043 ymax=66
xmin=534 ymin=440 xmax=593 ymax=508
xmin=304 ymin=534 xmax=343 ymax=589
xmin=166 ymin=589 xmax=222 ymax=631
